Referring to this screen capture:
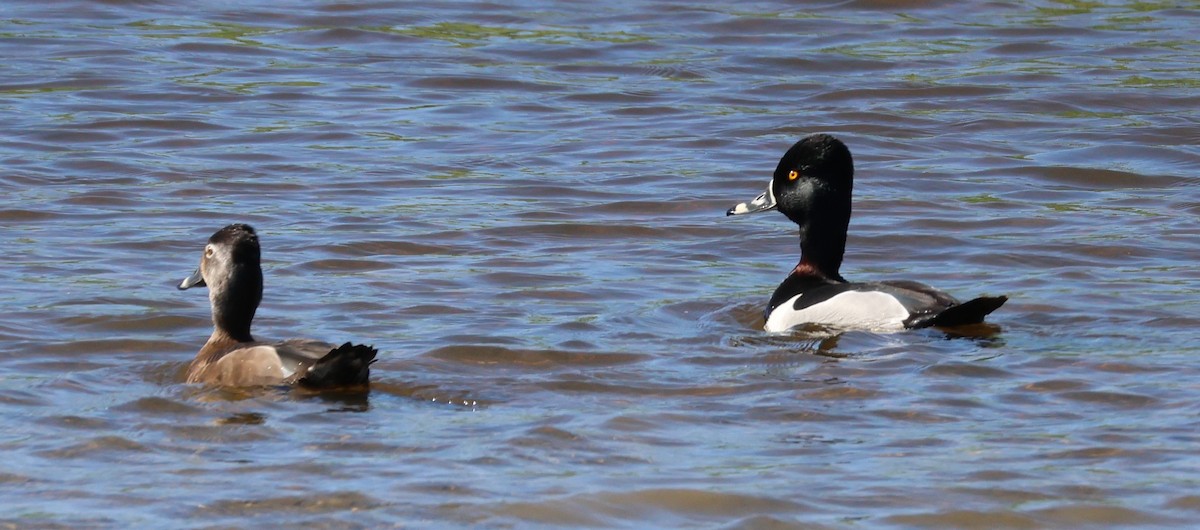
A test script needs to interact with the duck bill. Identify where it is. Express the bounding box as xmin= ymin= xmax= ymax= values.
xmin=726 ymin=181 xmax=777 ymax=216
xmin=178 ymin=268 xmax=206 ymax=290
